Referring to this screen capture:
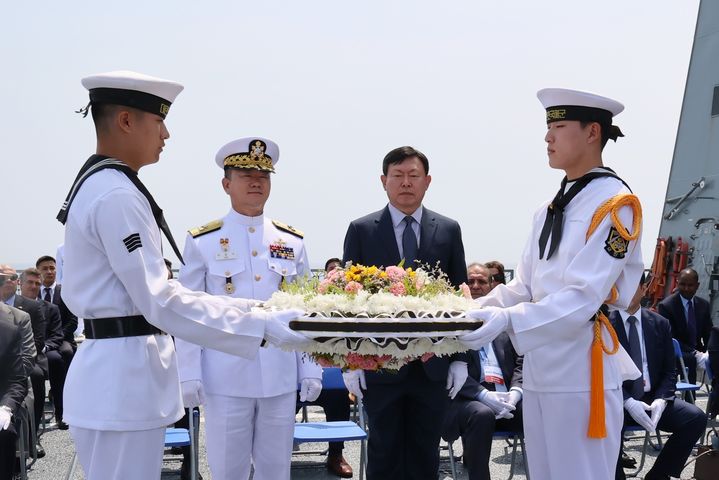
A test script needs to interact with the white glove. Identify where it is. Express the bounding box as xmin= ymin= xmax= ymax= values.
xmin=649 ymin=398 xmax=667 ymax=429
xmin=478 ymin=390 xmax=515 ymax=419
xmin=181 ymin=380 xmax=205 ymax=408
xmin=459 ymin=307 xmax=509 ymax=350
xmin=624 ymin=398 xmax=655 ymax=432
xmin=446 ymin=361 xmax=469 ymax=399
xmin=695 ymin=351 xmax=709 ymax=370
xmin=342 ymin=369 xmax=367 ymax=400
xmin=0 ymin=407 xmax=11 ymax=430
xmin=263 ymin=309 xmax=310 ymax=348
xmin=300 ymin=377 xmax=323 ymax=402
xmin=507 ymin=388 xmax=522 ymax=407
